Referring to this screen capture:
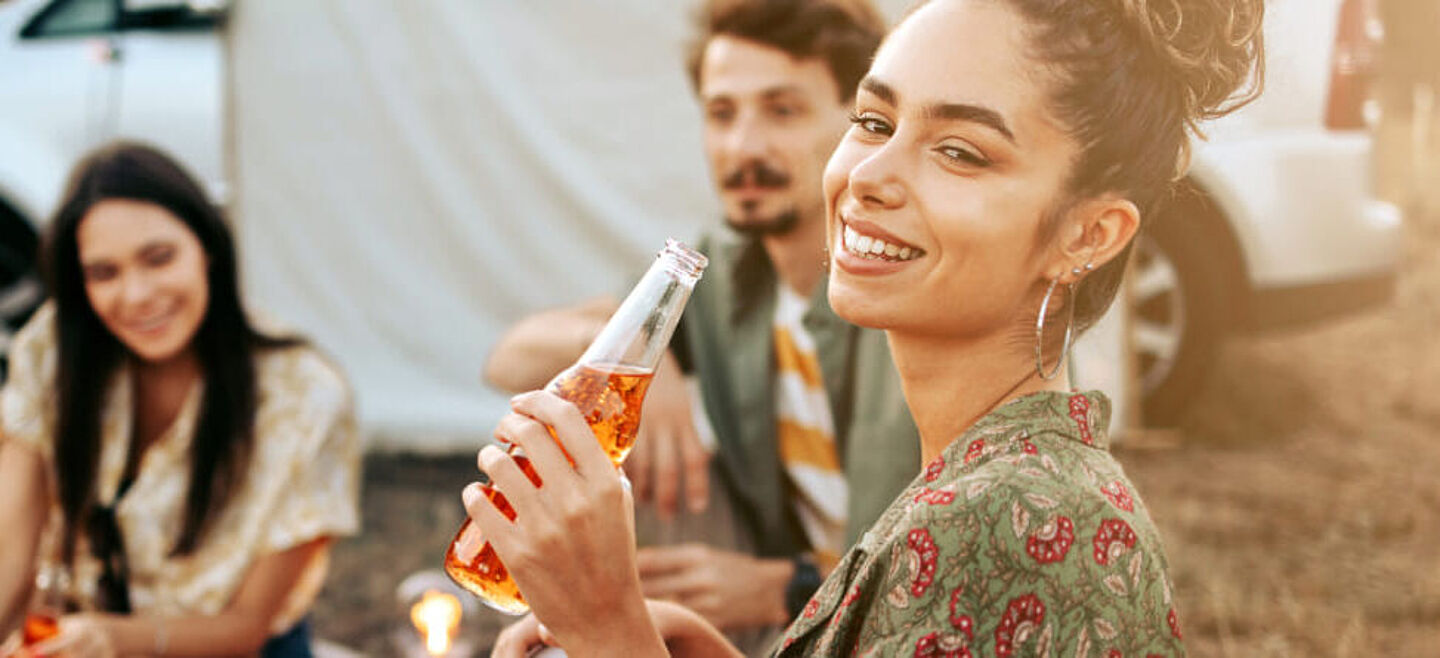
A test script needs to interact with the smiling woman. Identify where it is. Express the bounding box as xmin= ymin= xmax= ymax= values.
xmin=0 ymin=142 xmax=361 ymax=658
xmin=470 ymin=0 xmax=1263 ymax=656
xmin=75 ymin=198 xmax=212 ymax=364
